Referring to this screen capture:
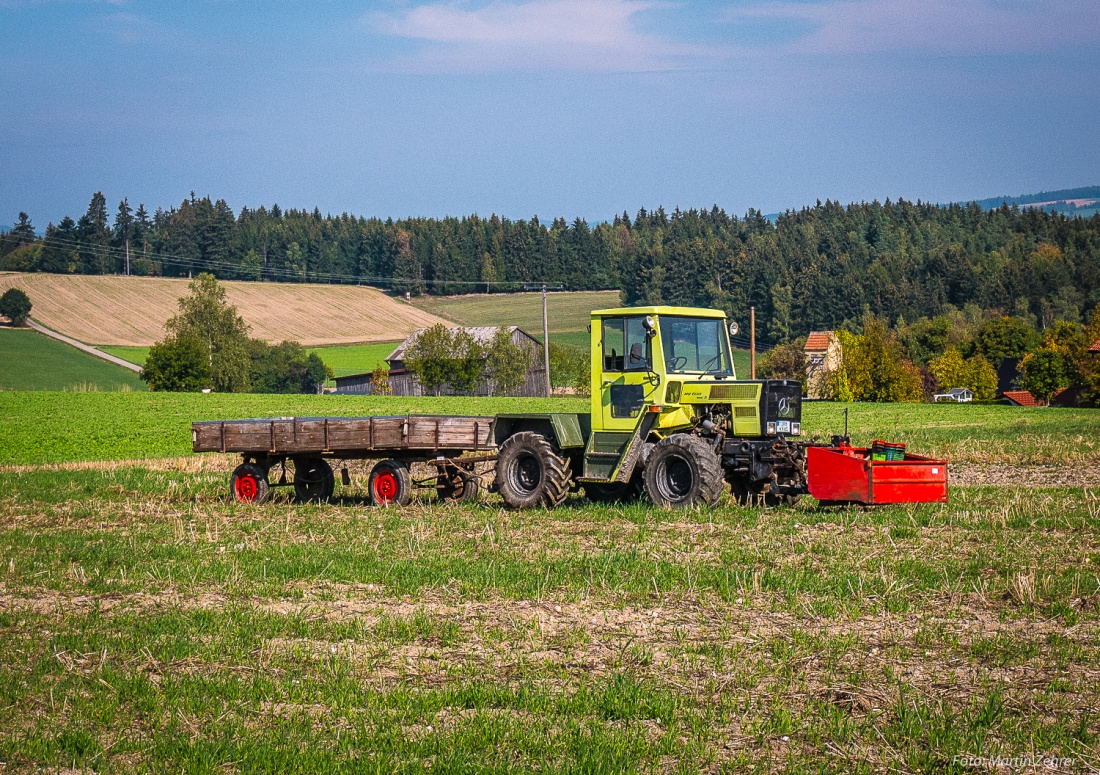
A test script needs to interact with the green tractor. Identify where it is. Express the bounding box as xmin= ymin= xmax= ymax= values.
xmin=491 ymin=305 xmax=808 ymax=509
